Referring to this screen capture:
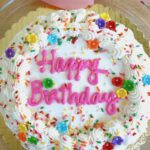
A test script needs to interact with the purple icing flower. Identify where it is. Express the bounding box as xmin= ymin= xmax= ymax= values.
xmin=5 ymin=48 xmax=15 ymax=59
xmin=112 ymin=136 xmax=124 ymax=145
xmin=96 ymin=18 xmax=106 ymax=29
